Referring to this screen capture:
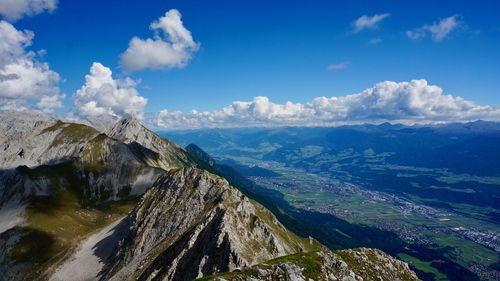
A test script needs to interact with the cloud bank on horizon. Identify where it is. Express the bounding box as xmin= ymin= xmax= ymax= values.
xmin=153 ymin=79 xmax=500 ymax=130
